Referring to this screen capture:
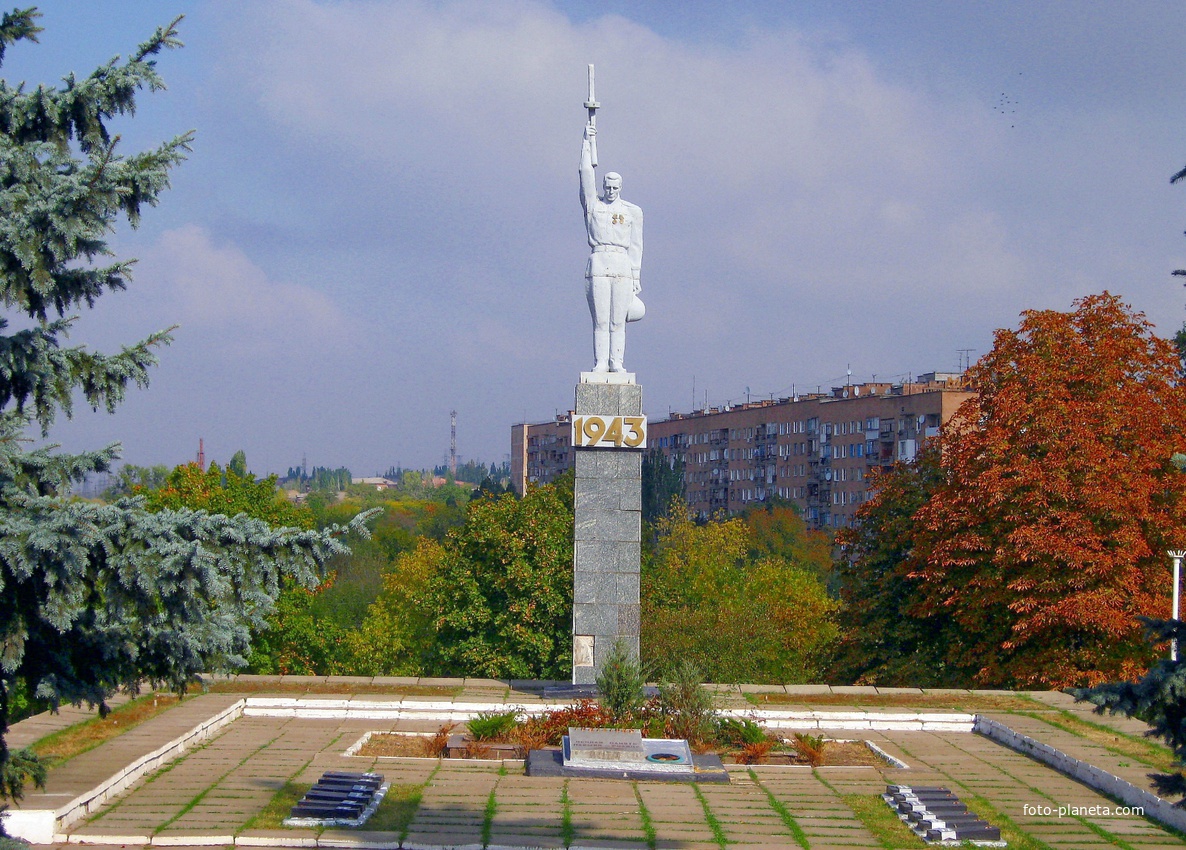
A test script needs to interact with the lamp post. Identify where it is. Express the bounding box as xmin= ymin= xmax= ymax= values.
xmin=1170 ymin=551 xmax=1186 ymax=662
